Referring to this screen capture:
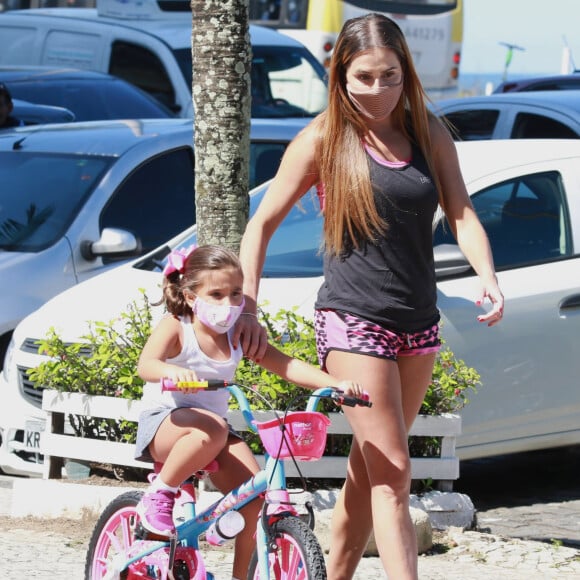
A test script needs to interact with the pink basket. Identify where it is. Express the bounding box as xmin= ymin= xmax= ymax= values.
xmin=256 ymin=411 xmax=331 ymax=461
